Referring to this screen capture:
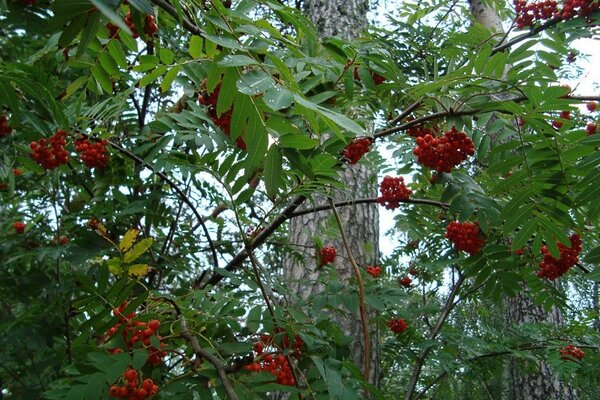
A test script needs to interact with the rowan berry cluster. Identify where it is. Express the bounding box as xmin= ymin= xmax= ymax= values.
xmin=377 ymin=176 xmax=412 ymax=210
xmin=514 ymin=0 xmax=599 ymax=29
xmin=75 ymin=136 xmax=110 ymax=169
xmin=366 ymin=265 xmax=382 ymax=278
xmin=106 ymin=302 xmax=167 ymax=366
xmin=413 ymin=127 xmax=474 ymax=173
xmin=198 ymin=81 xmax=246 ymax=150
xmin=13 ymin=221 xmax=25 ymax=234
xmin=342 ymin=137 xmax=372 ymax=164
xmin=537 ymin=234 xmax=582 ymax=280
xmin=108 ymin=368 xmax=159 ymax=399
xmin=0 ymin=115 xmax=12 ymax=137
xmin=319 ymin=246 xmax=336 ymax=266
xmin=559 ymin=344 xmax=585 ymax=361
xmin=586 ymin=122 xmax=597 ymax=135
xmin=445 ymin=221 xmax=486 ymax=255
xmin=588 ymin=102 xmax=598 ymax=112
xmin=387 ymin=318 xmax=408 ymax=334
xmin=399 ymin=276 xmax=412 ymax=287
xmin=30 ymin=129 xmax=69 ymax=170
xmin=552 ymin=110 xmax=570 ymax=129
xmin=405 ymin=117 xmax=437 ymax=138
xmin=109 ymin=13 xmax=158 ymax=39
xmin=245 ymin=333 xmax=303 ymax=386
